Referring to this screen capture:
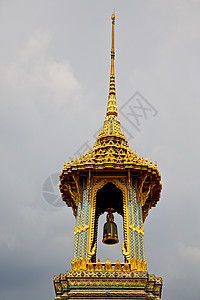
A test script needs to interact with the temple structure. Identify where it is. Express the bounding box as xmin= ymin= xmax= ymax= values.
xmin=54 ymin=13 xmax=163 ymax=300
